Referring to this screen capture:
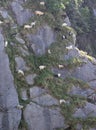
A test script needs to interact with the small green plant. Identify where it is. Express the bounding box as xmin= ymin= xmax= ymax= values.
xmin=45 ymin=0 xmax=65 ymax=13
